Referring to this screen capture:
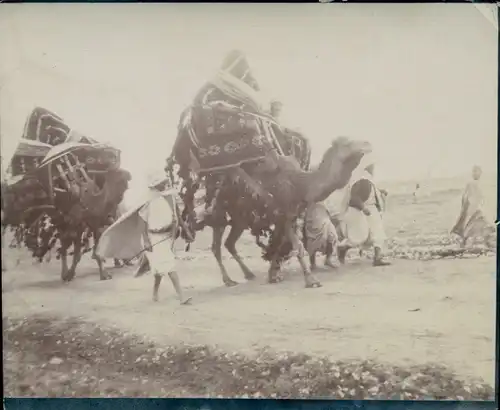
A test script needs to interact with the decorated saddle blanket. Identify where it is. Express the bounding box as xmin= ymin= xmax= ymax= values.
xmin=172 ymin=52 xmax=310 ymax=174
xmin=2 ymin=174 xmax=51 ymax=226
xmin=174 ymin=83 xmax=279 ymax=173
